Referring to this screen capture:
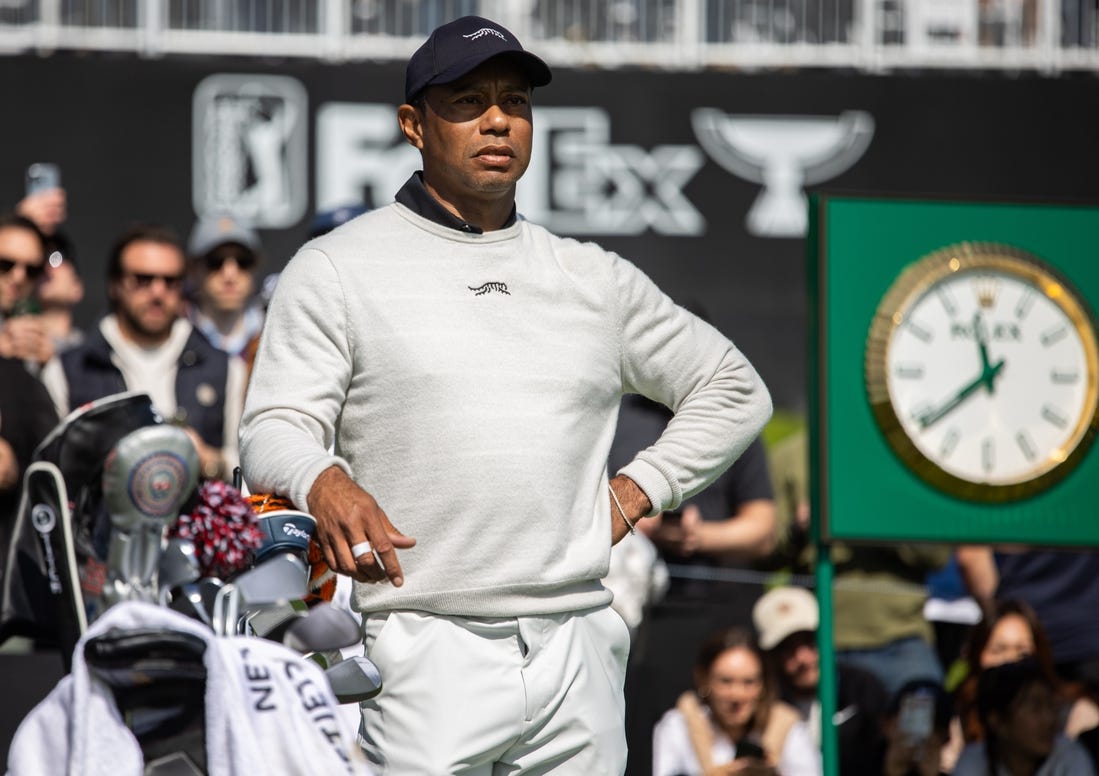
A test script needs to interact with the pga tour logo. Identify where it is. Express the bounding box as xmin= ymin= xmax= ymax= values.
xmin=192 ymin=74 xmax=308 ymax=228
